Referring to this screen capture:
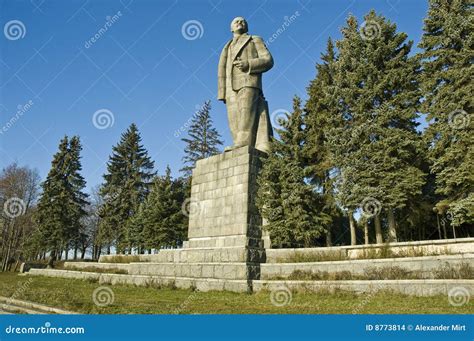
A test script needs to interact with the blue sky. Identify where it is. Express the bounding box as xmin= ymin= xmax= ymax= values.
xmin=0 ymin=0 xmax=429 ymax=192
